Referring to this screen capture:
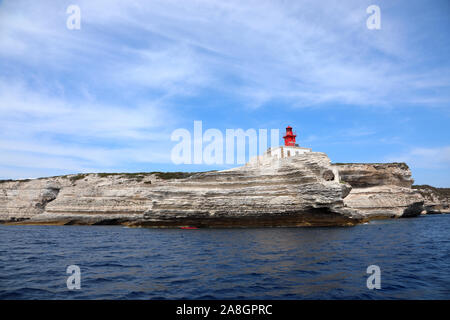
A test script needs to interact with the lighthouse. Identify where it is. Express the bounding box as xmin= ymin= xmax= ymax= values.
xmin=253 ymin=125 xmax=312 ymax=162
xmin=283 ymin=126 xmax=297 ymax=147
